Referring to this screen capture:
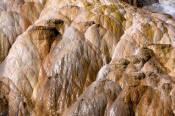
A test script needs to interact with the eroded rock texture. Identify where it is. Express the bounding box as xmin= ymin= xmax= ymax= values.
xmin=1 ymin=0 xmax=175 ymax=116
xmin=0 ymin=0 xmax=42 ymax=63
